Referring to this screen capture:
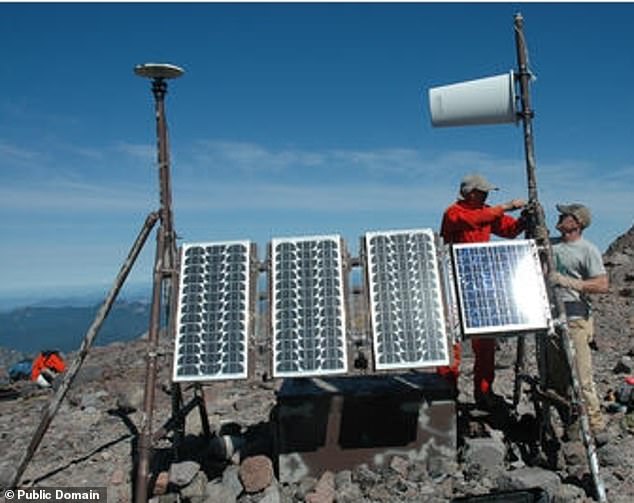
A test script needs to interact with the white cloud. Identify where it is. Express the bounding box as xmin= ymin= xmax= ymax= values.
xmin=177 ymin=141 xmax=530 ymax=190
xmin=1 ymin=137 xmax=631 ymax=252
xmin=114 ymin=142 xmax=155 ymax=162
xmin=0 ymin=180 xmax=153 ymax=212
xmin=175 ymin=180 xmax=453 ymax=213
xmin=0 ymin=140 xmax=44 ymax=163
xmin=59 ymin=144 xmax=105 ymax=161
xmin=187 ymin=140 xmax=328 ymax=176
